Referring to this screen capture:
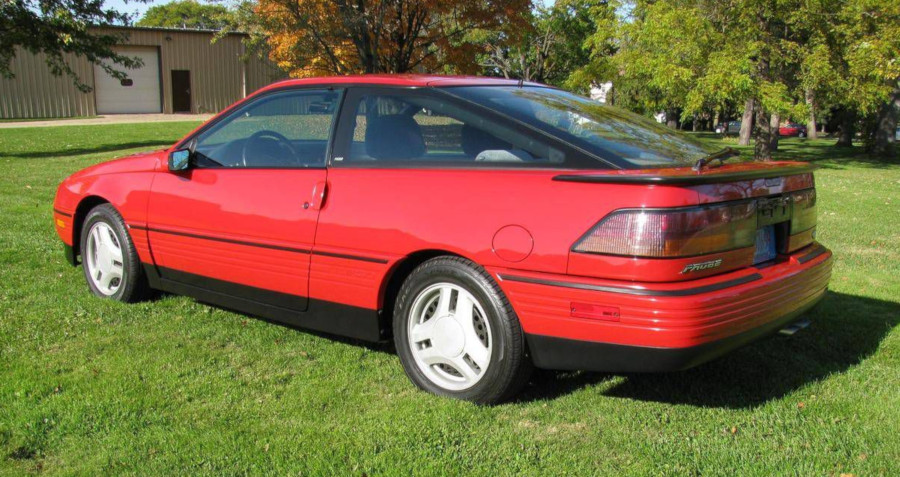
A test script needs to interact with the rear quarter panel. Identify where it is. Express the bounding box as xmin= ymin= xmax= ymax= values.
xmin=313 ymin=168 xmax=701 ymax=308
